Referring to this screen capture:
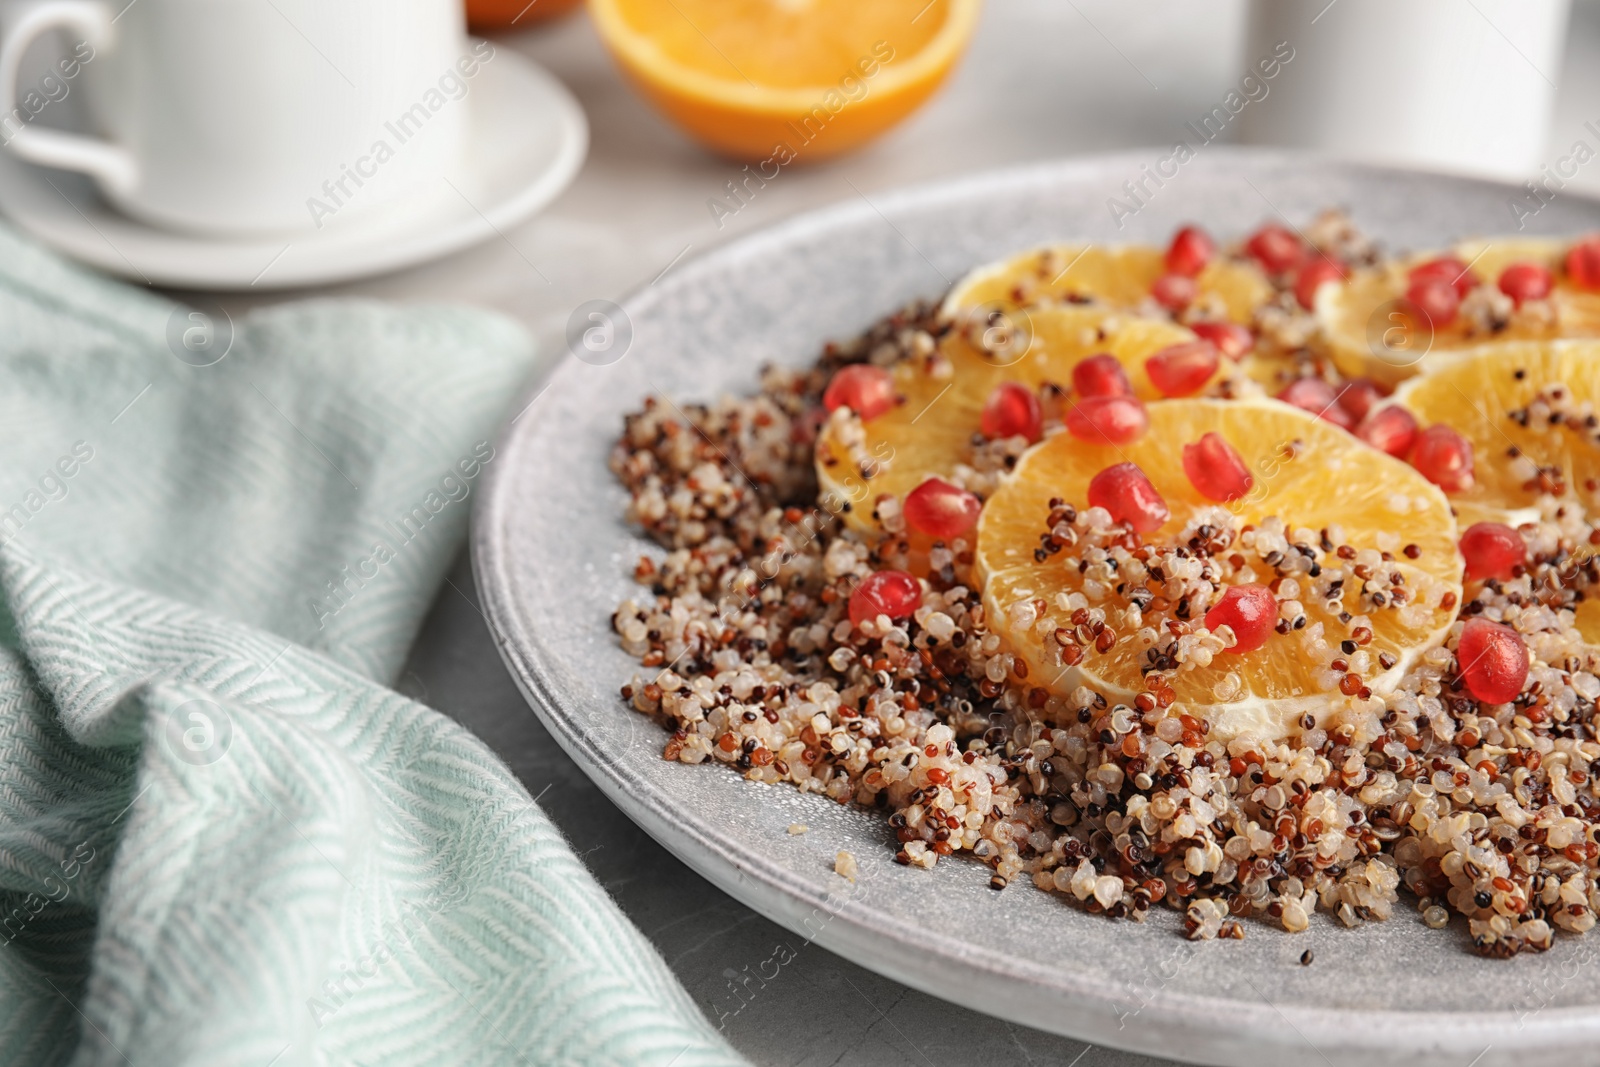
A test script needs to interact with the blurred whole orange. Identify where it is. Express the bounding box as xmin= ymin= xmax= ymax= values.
xmin=467 ymin=0 xmax=583 ymax=31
